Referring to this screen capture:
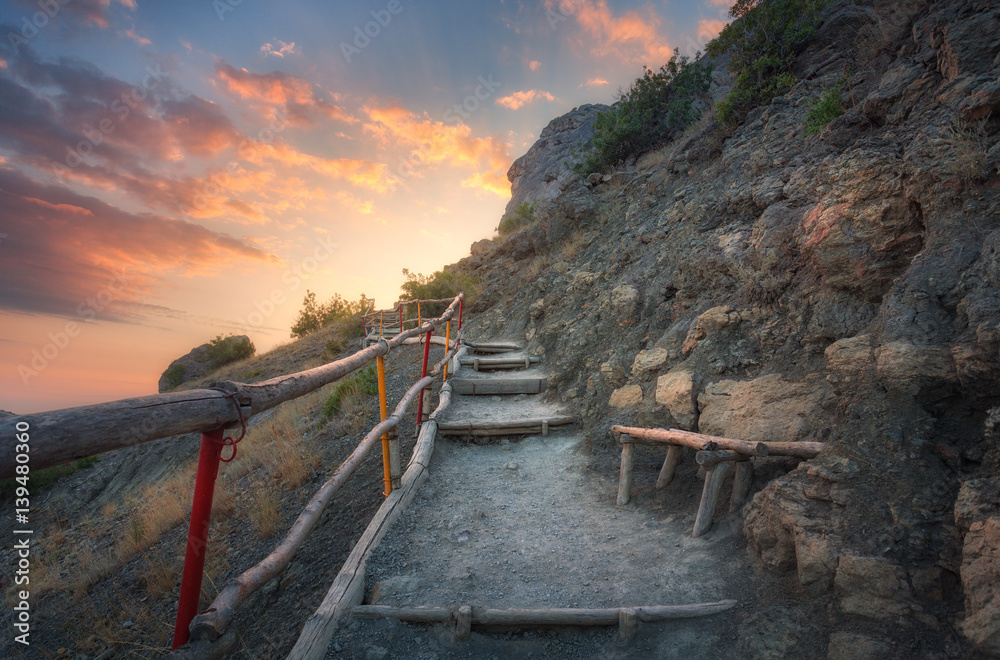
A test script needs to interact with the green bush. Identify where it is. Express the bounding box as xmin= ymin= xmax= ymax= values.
xmin=0 ymin=456 xmax=99 ymax=498
xmin=206 ymin=334 xmax=256 ymax=366
xmin=291 ymin=291 xmax=373 ymax=338
xmin=162 ymin=363 xmax=186 ymax=390
xmin=322 ymin=365 xmax=379 ymax=419
xmin=573 ymin=49 xmax=712 ymax=175
xmin=804 ymin=83 xmax=844 ymax=134
xmin=707 ymin=0 xmax=829 ymax=125
xmin=498 ymin=201 xmax=536 ymax=235
xmin=399 ymin=268 xmax=478 ymax=317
